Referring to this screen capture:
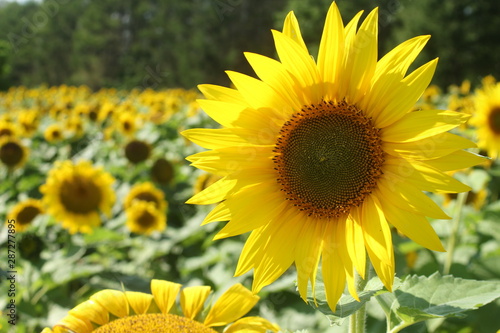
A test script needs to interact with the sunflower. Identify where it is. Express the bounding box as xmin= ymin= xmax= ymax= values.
xmin=182 ymin=3 xmax=484 ymax=310
xmin=124 ymin=181 xmax=168 ymax=213
xmin=6 ymin=198 xmax=44 ymax=232
xmin=44 ymin=124 xmax=64 ymax=143
xmin=117 ymin=112 xmax=139 ymax=136
xmin=0 ymin=137 xmax=28 ymax=169
xmin=125 ymin=201 xmax=166 ymax=235
xmin=470 ymin=82 xmax=500 ymax=159
xmin=150 ymin=157 xmax=175 ymax=185
xmin=124 ymin=139 xmax=151 ymax=164
xmin=42 ymin=279 xmax=280 ymax=333
xmin=40 ymin=160 xmax=116 ymax=234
